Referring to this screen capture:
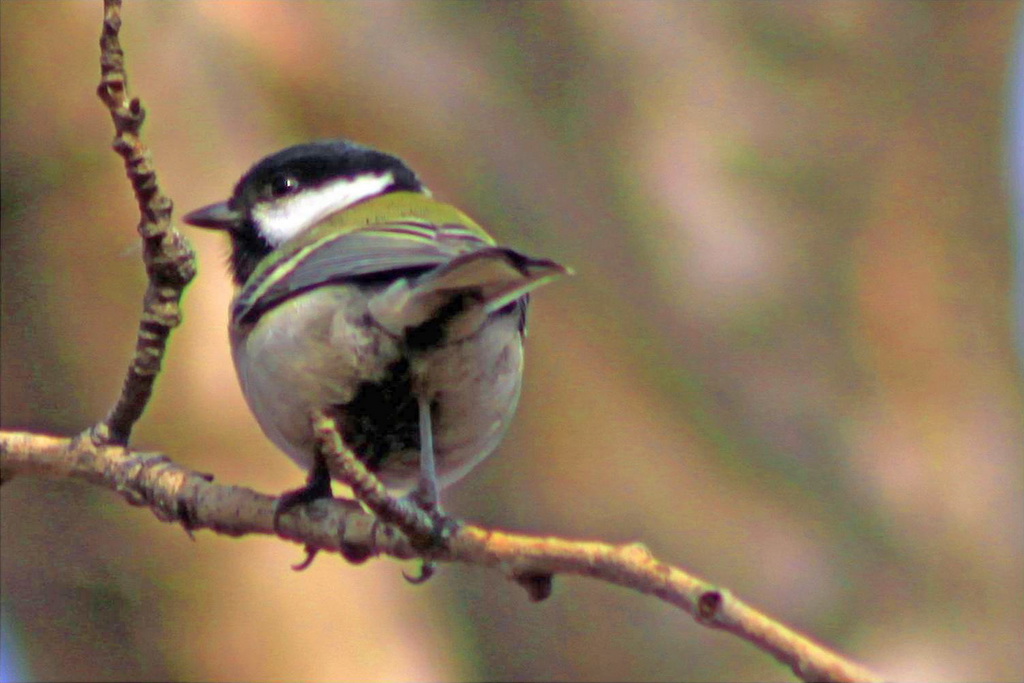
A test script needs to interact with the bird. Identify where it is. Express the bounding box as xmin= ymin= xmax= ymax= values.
xmin=182 ymin=139 xmax=569 ymax=532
